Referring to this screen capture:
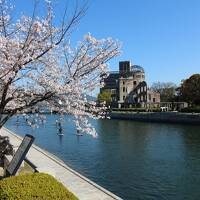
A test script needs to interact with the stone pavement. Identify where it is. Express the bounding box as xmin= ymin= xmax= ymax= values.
xmin=0 ymin=127 xmax=123 ymax=200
